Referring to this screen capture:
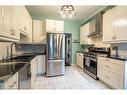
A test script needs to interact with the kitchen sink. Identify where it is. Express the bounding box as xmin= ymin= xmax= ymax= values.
xmin=0 ymin=62 xmax=28 ymax=78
